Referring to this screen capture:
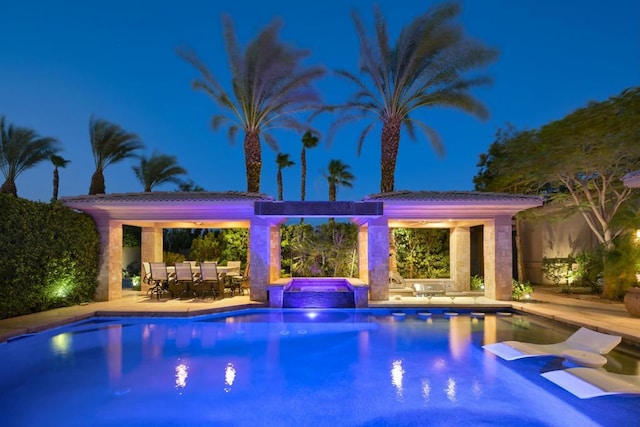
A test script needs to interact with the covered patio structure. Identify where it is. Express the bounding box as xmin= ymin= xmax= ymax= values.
xmin=62 ymin=190 xmax=541 ymax=304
